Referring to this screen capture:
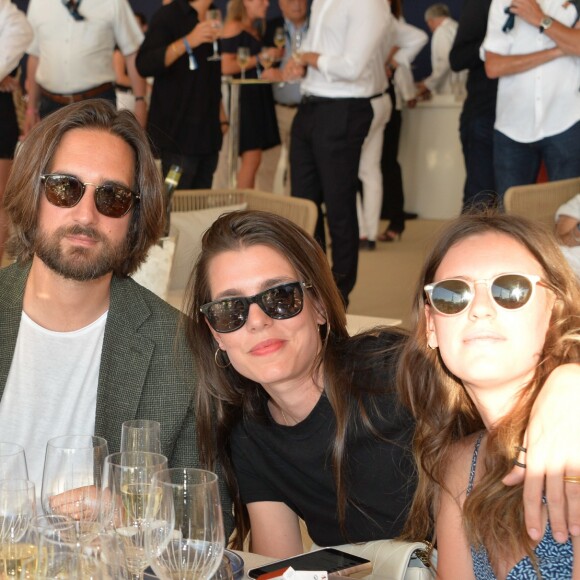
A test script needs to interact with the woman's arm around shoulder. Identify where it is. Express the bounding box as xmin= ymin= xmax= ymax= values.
xmin=435 ymin=435 xmax=480 ymax=580
xmin=247 ymin=501 xmax=304 ymax=559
